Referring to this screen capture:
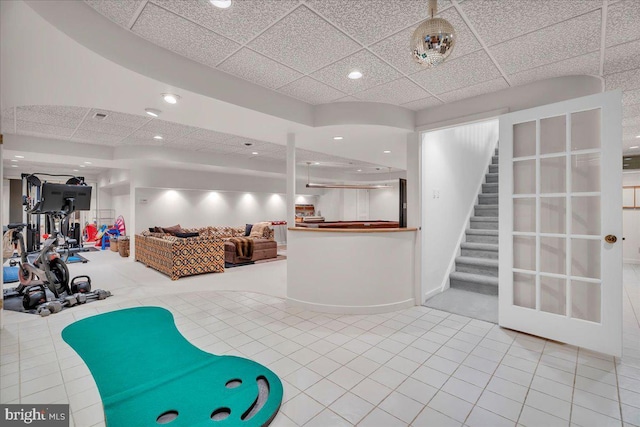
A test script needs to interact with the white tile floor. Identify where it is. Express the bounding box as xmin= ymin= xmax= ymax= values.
xmin=1 ymin=251 xmax=640 ymax=426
